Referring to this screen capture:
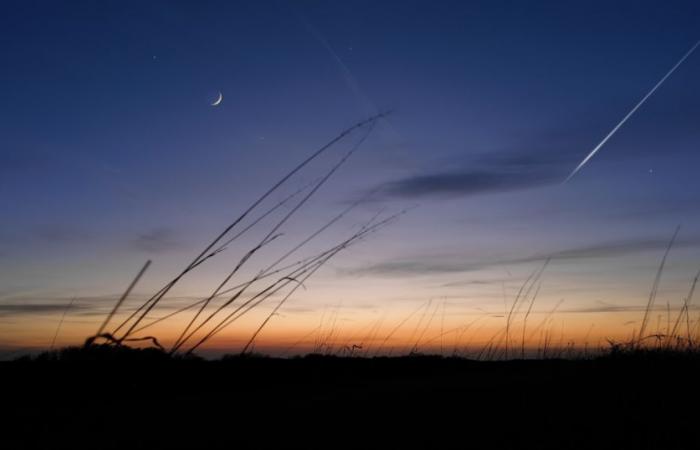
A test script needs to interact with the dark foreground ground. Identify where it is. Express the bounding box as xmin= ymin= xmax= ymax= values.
xmin=3 ymin=346 xmax=700 ymax=449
